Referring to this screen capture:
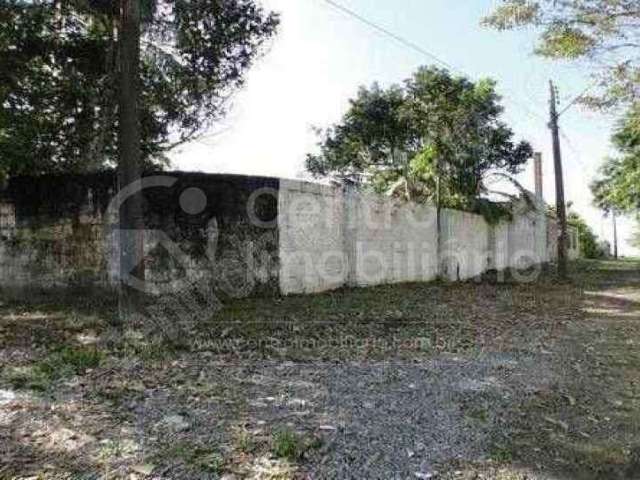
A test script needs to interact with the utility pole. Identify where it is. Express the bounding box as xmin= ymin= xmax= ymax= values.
xmin=435 ymin=154 xmax=442 ymax=278
xmin=613 ymin=210 xmax=619 ymax=259
xmin=549 ymin=80 xmax=569 ymax=279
